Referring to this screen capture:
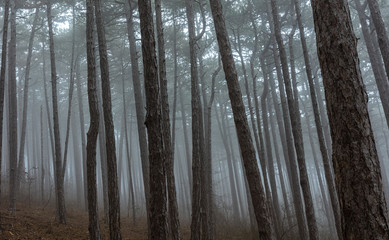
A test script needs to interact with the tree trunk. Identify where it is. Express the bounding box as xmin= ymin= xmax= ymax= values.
xmin=310 ymin=0 xmax=389 ymax=238
xmin=8 ymin=0 xmax=18 ymax=213
xmin=75 ymin=55 xmax=88 ymax=210
xmin=185 ymin=0 xmax=207 ymax=239
xmin=154 ymin=1 xmax=181 ymax=239
xmin=93 ymin=0 xmax=121 ymax=238
xmin=0 ymin=0 xmax=10 ymax=219
xmin=61 ymin=3 xmax=77 ymax=184
xmin=209 ymin=0 xmax=273 ymax=238
xmin=293 ymin=0 xmax=342 ymax=238
xmin=17 ymin=7 xmax=39 ymax=191
xmin=270 ymin=0 xmax=319 ymax=238
xmin=366 ymin=0 xmax=389 ymax=83
xmin=47 ymin=1 xmax=66 ymax=224
xmin=85 ymin=1 xmax=101 ymax=238
xmin=138 ymin=0 xmax=168 ymax=238
xmin=124 ymin=2 xmax=151 ymax=232
xmin=354 ymin=0 xmax=389 ymax=130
